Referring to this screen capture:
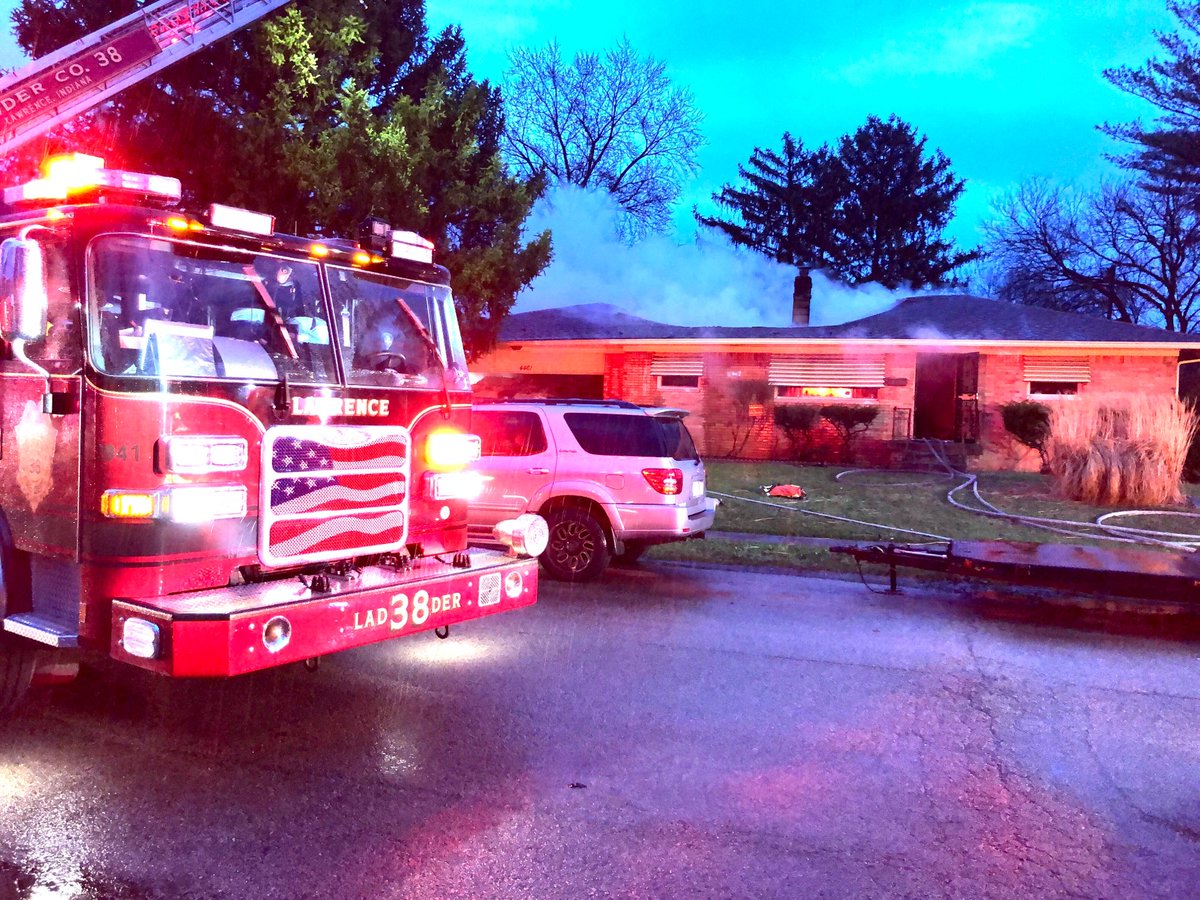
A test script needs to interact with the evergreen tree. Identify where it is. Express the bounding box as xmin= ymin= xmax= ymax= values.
xmin=833 ymin=115 xmax=975 ymax=288
xmin=1103 ymin=1 xmax=1200 ymax=186
xmin=694 ymin=132 xmax=837 ymax=267
xmin=698 ymin=115 xmax=975 ymax=289
xmin=9 ymin=0 xmax=550 ymax=353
